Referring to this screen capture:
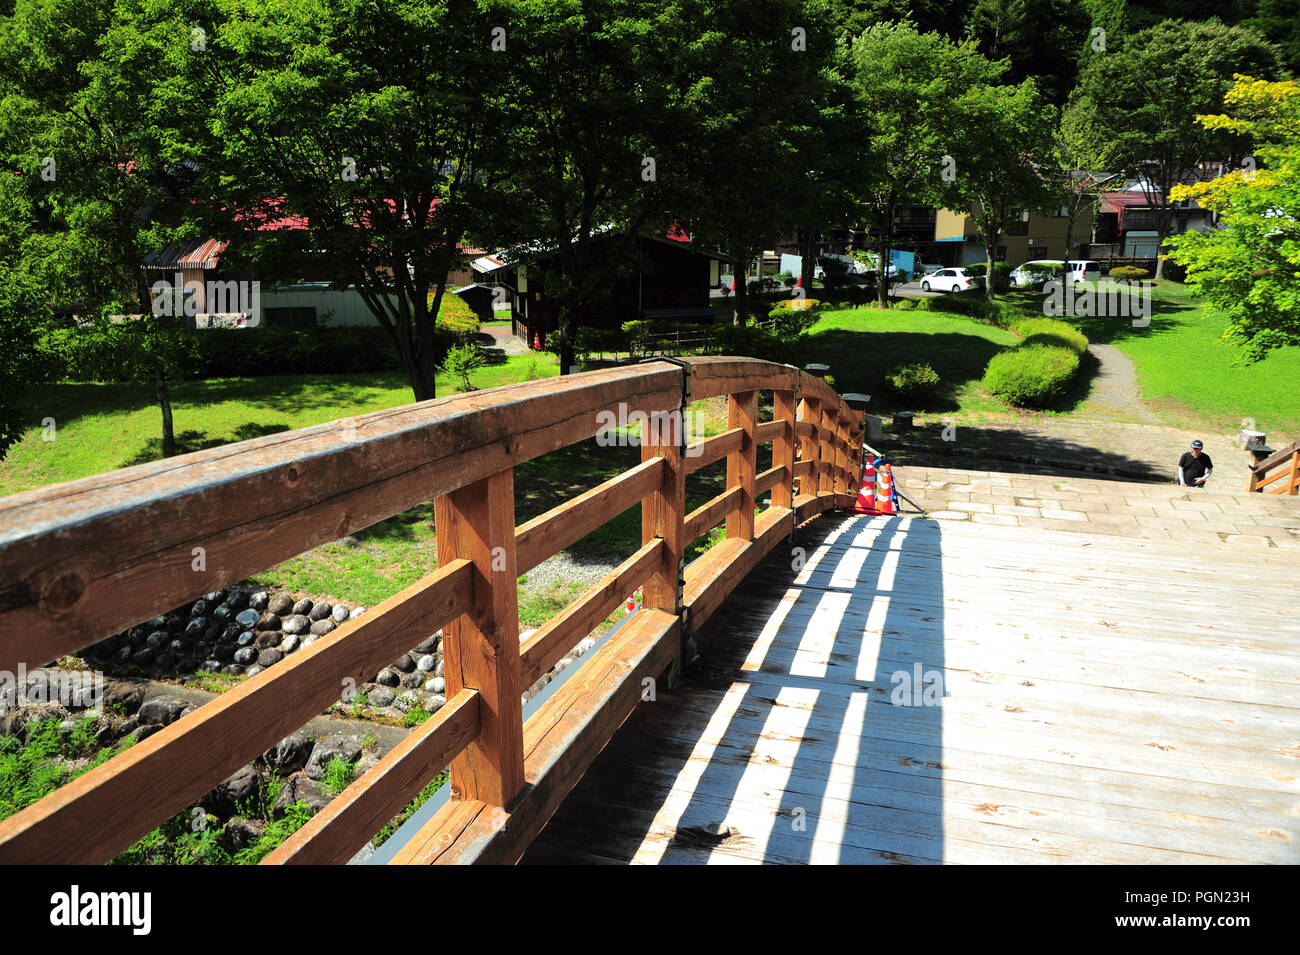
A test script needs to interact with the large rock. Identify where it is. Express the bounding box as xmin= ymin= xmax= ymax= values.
xmin=348 ymin=606 xmax=367 ymax=620
xmin=234 ymin=647 xmax=258 ymax=666
xmin=279 ymin=635 xmax=301 ymax=654
xmin=305 ymin=735 xmax=362 ymax=780
xmin=330 ymin=605 xmax=350 ymax=624
xmin=265 ymin=730 xmax=313 ymax=773
xmin=414 ymin=633 xmax=442 ymax=654
xmin=292 ymin=598 xmax=314 ymax=616
xmin=249 ymin=591 xmax=269 ymax=611
xmin=202 ymin=764 xmax=259 ymax=815
xmin=399 ymin=670 xmax=425 ymax=690
xmin=281 ymin=614 xmax=311 ymax=636
xmin=309 ymin=619 xmax=336 ymax=636
xmin=256 ymin=648 xmax=284 ymax=668
xmin=375 ymin=668 xmax=400 ymax=688
xmin=367 ymin=686 xmax=396 ymax=708
xmin=189 ymin=599 xmax=210 ymax=618
xmin=273 ymin=772 xmax=330 ymax=816
xmin=104 ymin=681 xmax=147 ymax=715
xmin=254 ymin=631 xmax=281 ymax=650
xmin=138 ymin=696 xmax=188 ymax=726
xmin=391 ymin=653 xmax=416 ymax=673
xmin=267 ymin=594 xmax=294 ymax=616
xmin=255 ymin=612 xmax=281 ymax=632
xmin=223 ymin=818 xmax=257 ymax=852
xmin=416 ymin=654 xmax=437 ymax=672
xmin=308 ymin=601 xmax=333 ymax=621
xmin=235 ymin=609 xmax=261 ymax=629
xmin=227 ymin=590 xmax=250 ymax=612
